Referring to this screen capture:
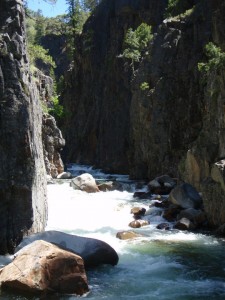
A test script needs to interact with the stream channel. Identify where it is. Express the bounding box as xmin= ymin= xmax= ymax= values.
xmin=1 ymin=164 xmax=225 ymax=299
